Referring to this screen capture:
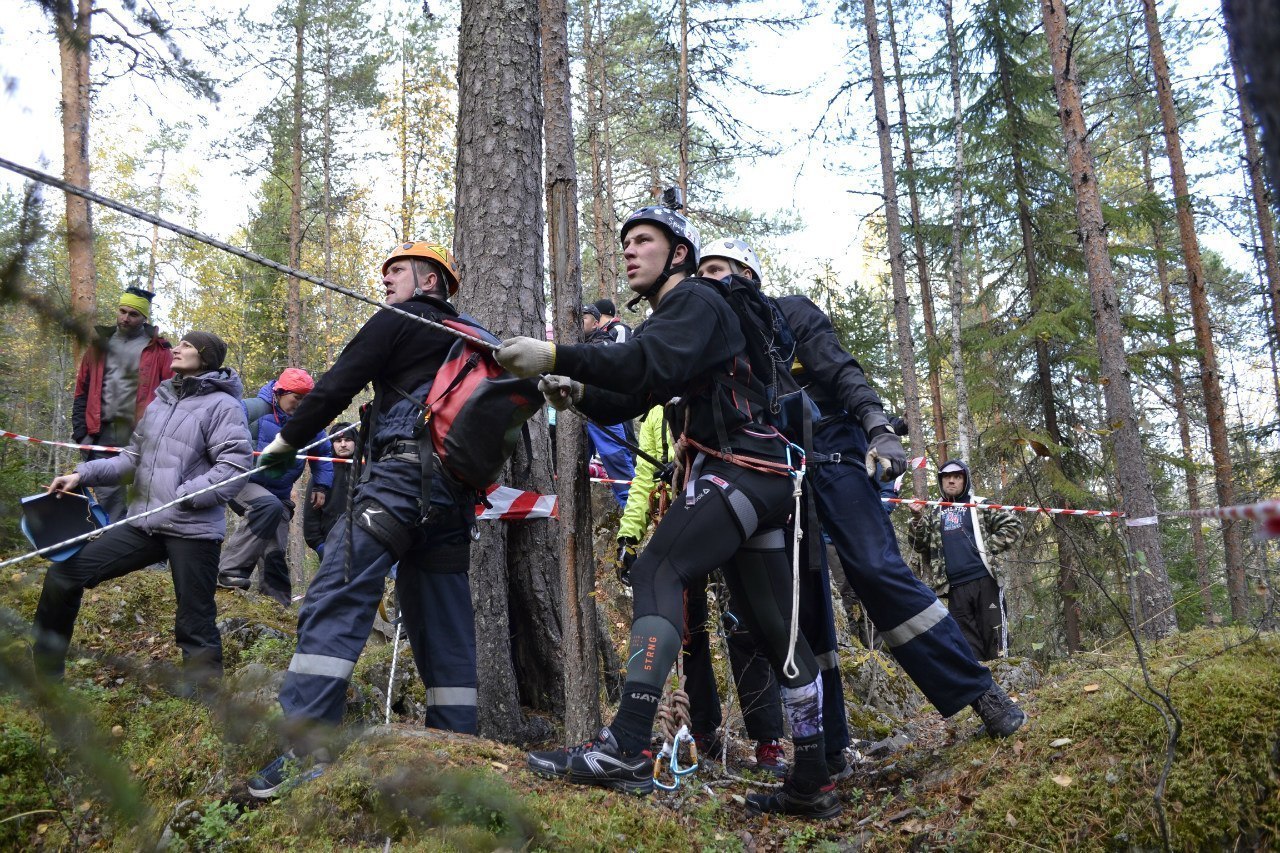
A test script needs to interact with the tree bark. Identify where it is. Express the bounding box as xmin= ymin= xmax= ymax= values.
xmin=287 ymin=0 xmax=307 ymax=368
xmin=456 ymin=0 xmax=564 ymax=742
xmin=1229 ymin=39 xmax=1280 ymax=358
xmin=540 ymin=0 xmax=601 ymax=742
xmin=886 ymin=0 xmax=947 ymax=460
xmin=862 ymin=0 xmax=928 ymax=498
xmin=677 ymin=0 xmax=689 ymax=198
xmin=942 ymin=0 xmax=972 ymax=460
xmin=57 ymin=0 xmax=97 ymax=343
xmin=583 ymin=0 xmax=609 ymax=301
xmin=1042 ymin=0 xmax=1176 ymax=639
xmin=1141 ymin=0 xmax=1246 ymax=620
